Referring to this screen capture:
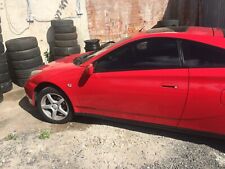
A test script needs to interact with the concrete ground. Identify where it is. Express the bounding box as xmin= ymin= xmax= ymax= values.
xmin=0 ymin=85 xmax=225 ymax=169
